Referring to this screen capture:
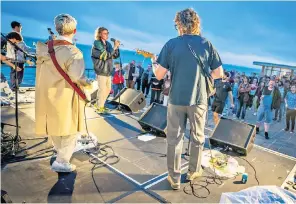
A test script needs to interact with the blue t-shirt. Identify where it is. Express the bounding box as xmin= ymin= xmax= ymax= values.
xmin=286 ymin=92 xmax=296 ymax=109
xmin=156 ymin=35 xmax=222 ymax=106
xmin=232 ymin=83 xmax=239 ymax=98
